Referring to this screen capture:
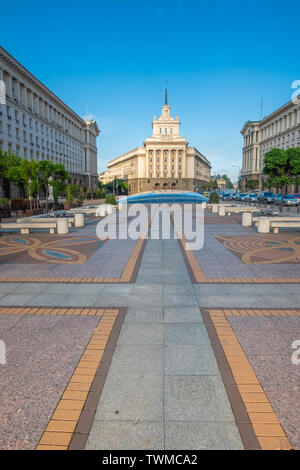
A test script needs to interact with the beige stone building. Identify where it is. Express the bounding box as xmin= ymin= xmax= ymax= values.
xmin=241 ymin=97 xmax=300 ymax=191
xmin=102 ymin=92 xmax=211 ymax=194
xmin=0 ymin=46 xmax=100 ymax=197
